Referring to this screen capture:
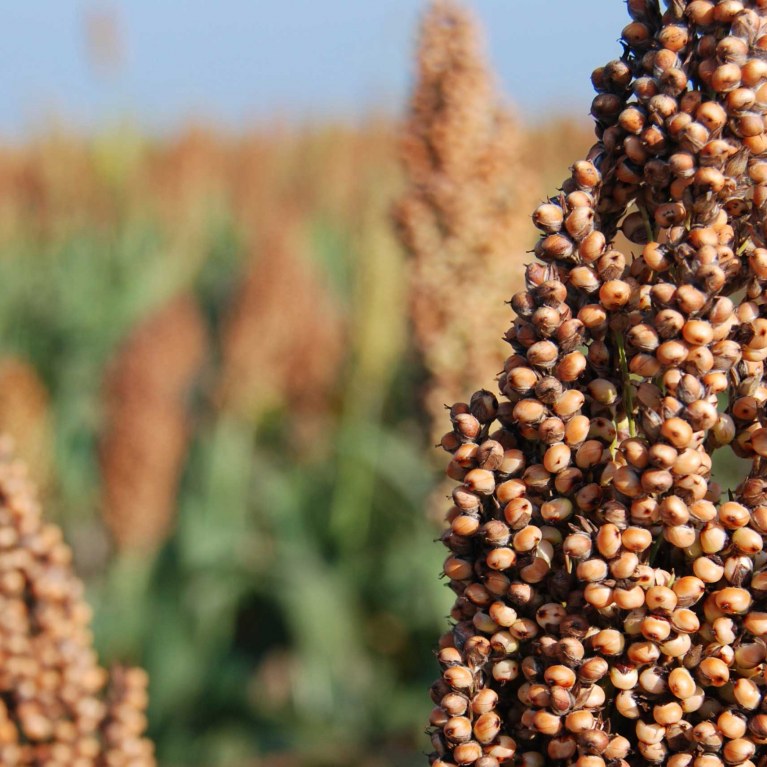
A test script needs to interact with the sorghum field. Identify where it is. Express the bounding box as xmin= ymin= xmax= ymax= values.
xmin=1 ymin=1 xmax=761 ymax=766
xmin=0 ymin=94 xmax=592 ymax=767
